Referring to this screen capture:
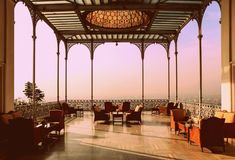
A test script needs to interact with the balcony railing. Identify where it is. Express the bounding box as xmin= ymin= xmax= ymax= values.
xmin=14 ymin=99 xmax=221 ymax=119
xmin=14 ymin=102 xmax=59 ymax=118
xmin=67 ymin=99 xmax=169 ymax=111
xmin=182 ymin=102 xmax=221 ymax=118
